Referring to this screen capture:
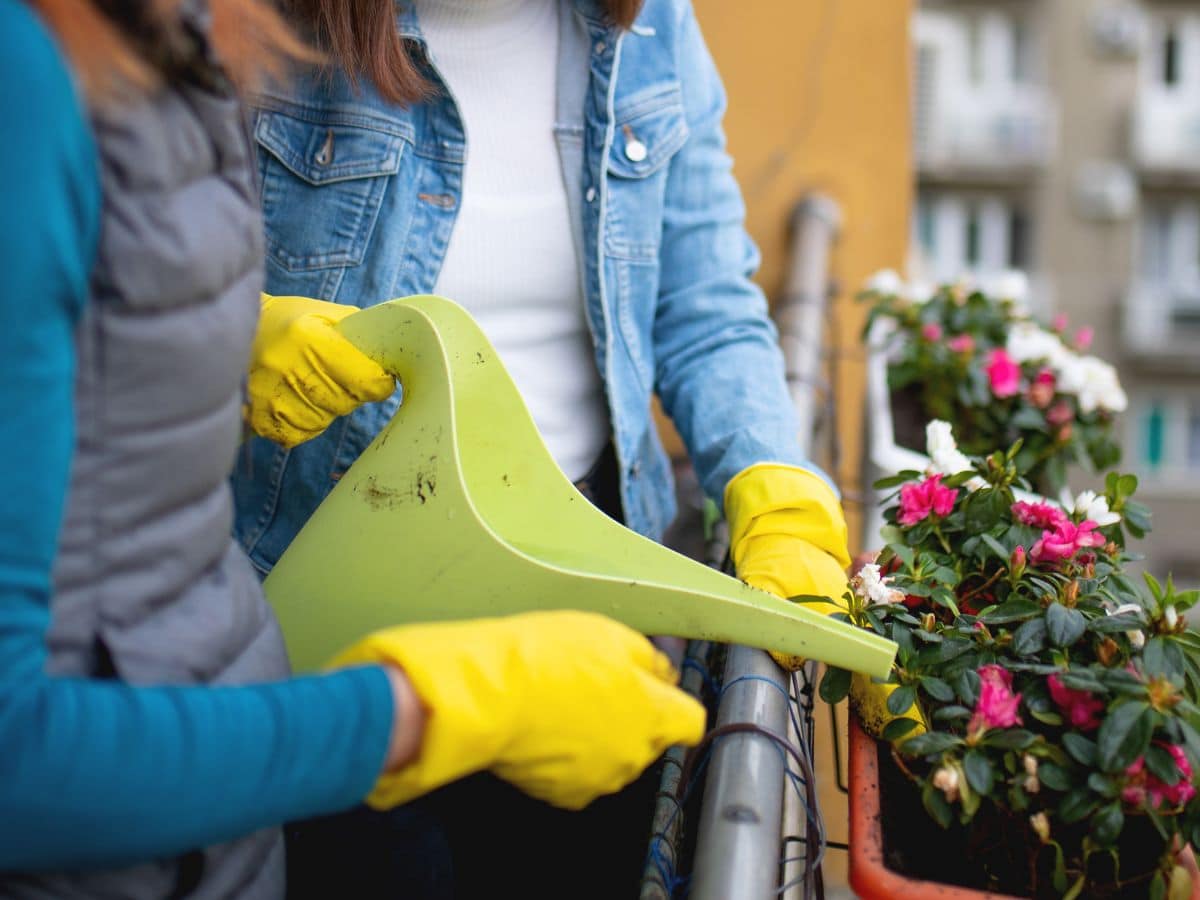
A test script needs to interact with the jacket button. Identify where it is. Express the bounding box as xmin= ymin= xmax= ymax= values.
xmin=624 ymin=139 xmax=647 ymax=163
xmin=585 ymin=187 xmax=597 ymax=203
